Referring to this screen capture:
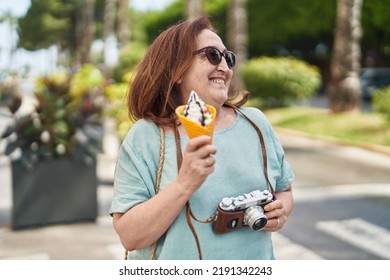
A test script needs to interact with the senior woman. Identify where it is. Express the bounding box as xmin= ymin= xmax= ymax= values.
xmin=110 ymin=16 xmax=294 ymax=260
